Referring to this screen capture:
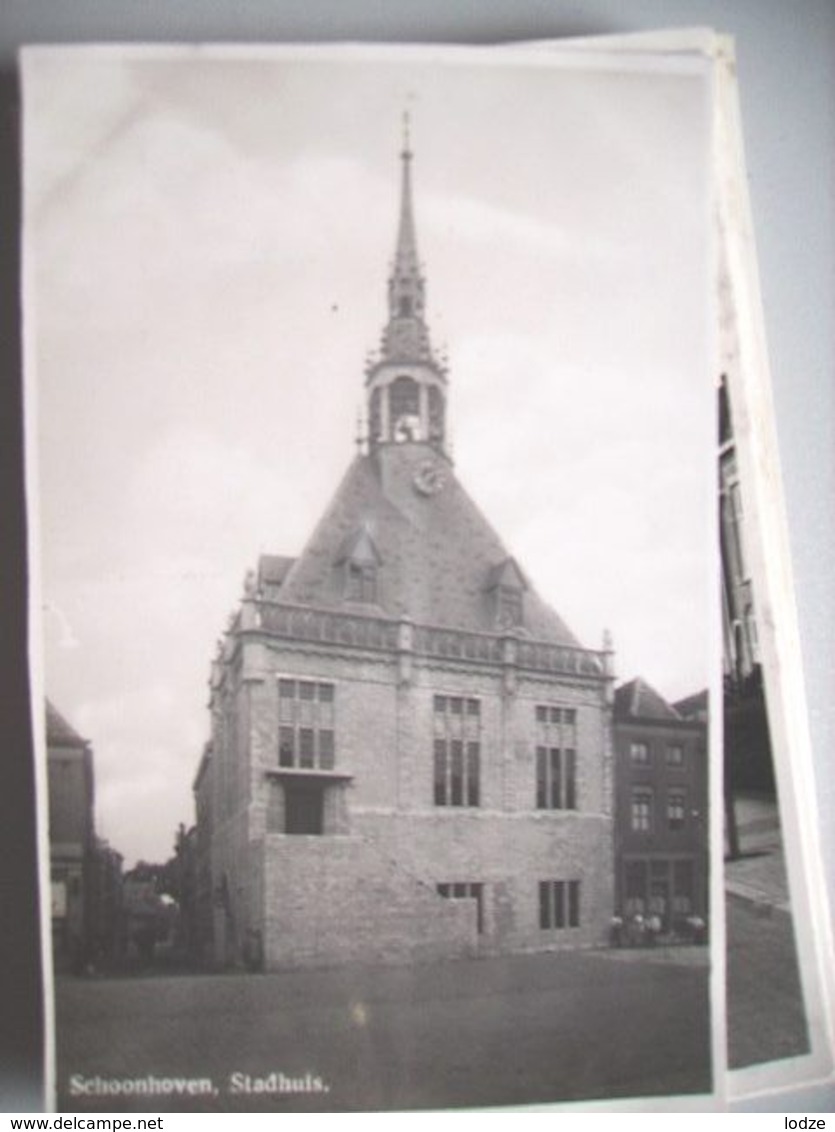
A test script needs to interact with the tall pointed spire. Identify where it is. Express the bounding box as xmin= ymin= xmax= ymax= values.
xmin=381 ymin=112 xmax=431 ymax=362
xmin=391 ymin=111 xmax=420 ymax=309
xmin=365 ymin=116 xmax=448 ymax=455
